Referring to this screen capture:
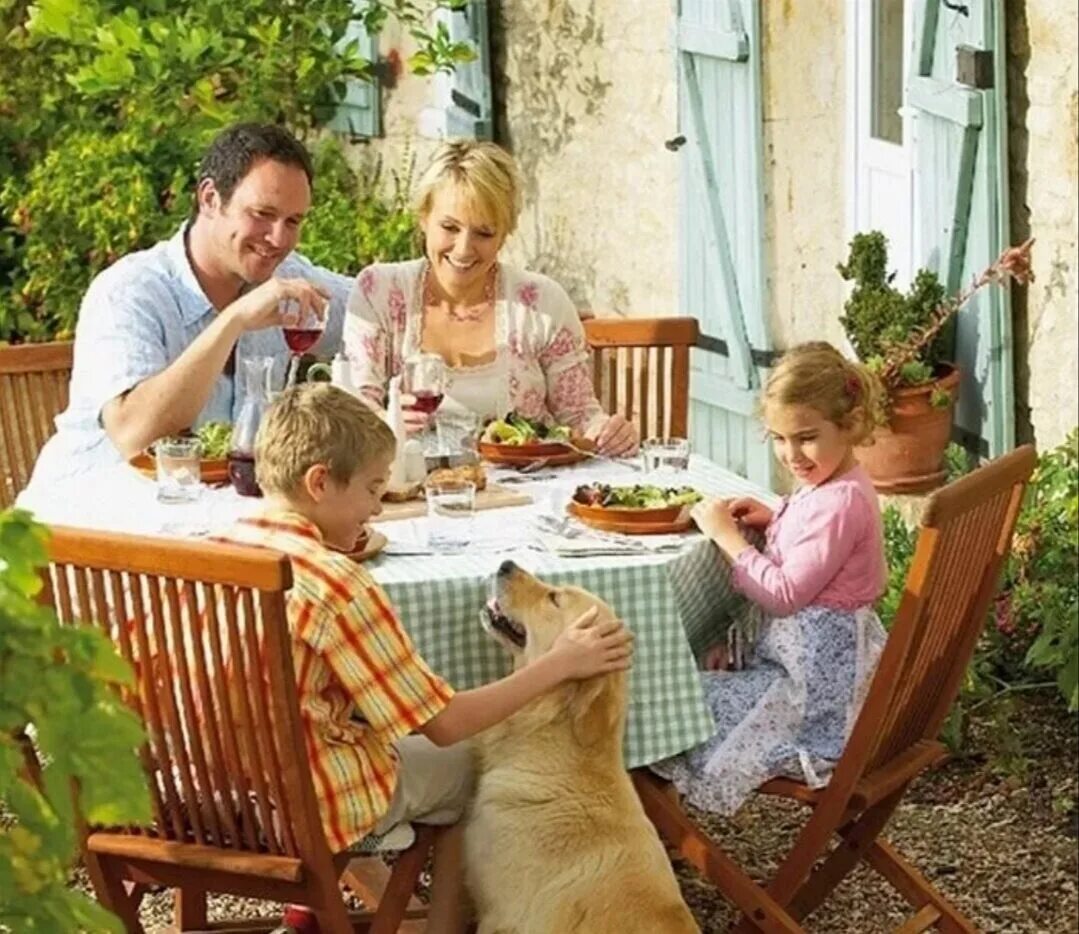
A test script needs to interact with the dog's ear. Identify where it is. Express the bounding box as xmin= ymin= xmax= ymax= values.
xmin=569 ymin=673 xmax=623 ymax=748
